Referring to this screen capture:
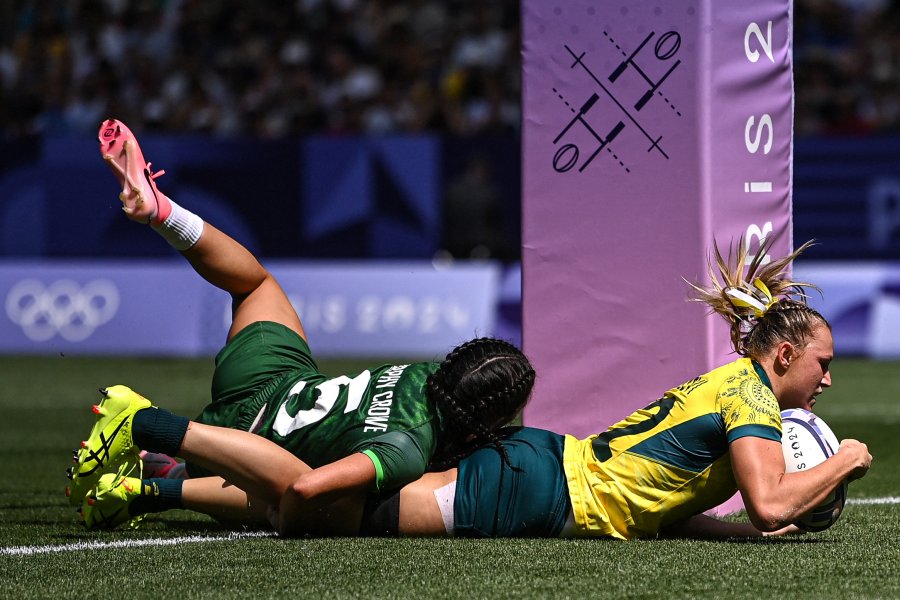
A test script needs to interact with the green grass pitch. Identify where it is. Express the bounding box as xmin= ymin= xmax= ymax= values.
xmin=0 ymin=355 xmax=898 ymax=599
